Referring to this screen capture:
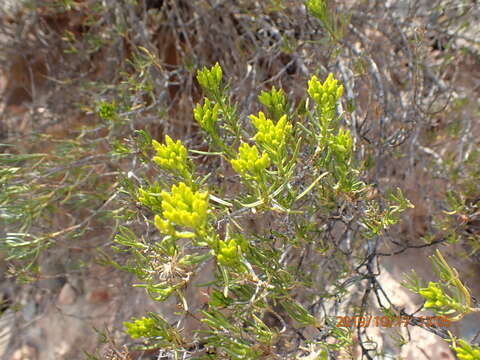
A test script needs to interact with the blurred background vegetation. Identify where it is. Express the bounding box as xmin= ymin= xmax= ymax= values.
xmin=0 ymin=0 xmax=479 ymax=359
